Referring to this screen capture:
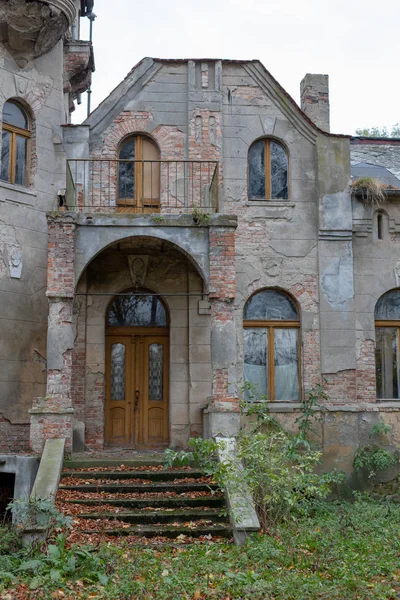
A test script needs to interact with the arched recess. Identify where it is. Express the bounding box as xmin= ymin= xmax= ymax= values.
xmin=74 ymin=227 xmax=209 ymax=291
xmin=243 ymin=288 xmax=300 ymax=401
xmin=73 ymin=234 xmax=210 ymax=450
xmin=105 ymin=289 xmax=169 ymax=448
xmin=375 ymin=288 xmax=400 ymax=399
